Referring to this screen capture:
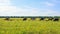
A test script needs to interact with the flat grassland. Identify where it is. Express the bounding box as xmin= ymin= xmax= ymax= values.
xmin=0 ymin=18 xmax=60 ymax=34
